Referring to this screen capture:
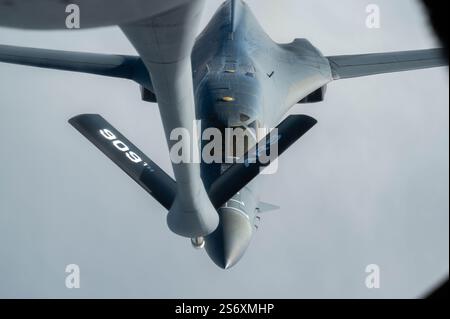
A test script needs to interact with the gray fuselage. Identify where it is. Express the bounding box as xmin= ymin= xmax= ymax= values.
xmin=191 ymin=0 xmax=332 ymax=268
